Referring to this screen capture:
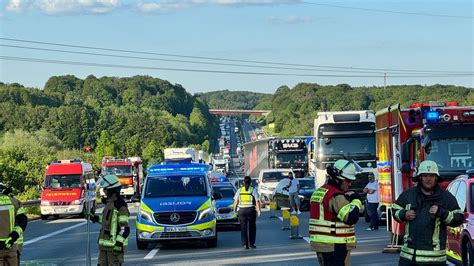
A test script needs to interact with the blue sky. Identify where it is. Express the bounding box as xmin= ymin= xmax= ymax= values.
xmin=0 ymin=0 xmax=472 ymax=93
